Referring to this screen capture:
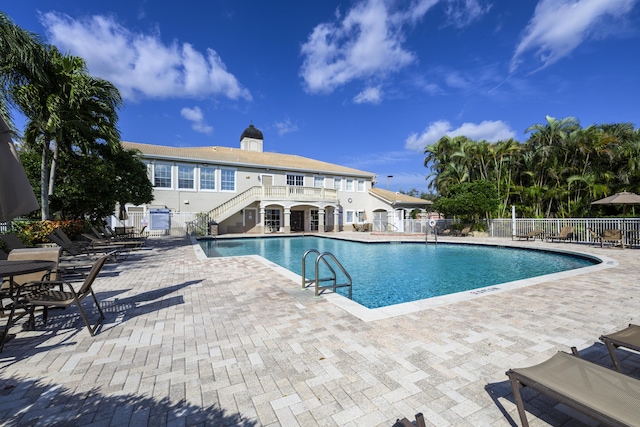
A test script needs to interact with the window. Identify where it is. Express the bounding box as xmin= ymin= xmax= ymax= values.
xmin=357 ymin=211 xmax=365 ymax=223
xmin=310 ymin=209 xmax=319 ymax=231
xmin=357 ymin=179 xmax=365 ymax=192
xmin=265 ymin=209 xmax=281 ymax=232
xmin=314 ymin=176 xmax=325 ymax=188
xmin=200 ymin=167 xmax=216 ymax=190
xmin=345 ymin=179 xmax=354 ymax=191
xmin=346 ymin=210 xmax=354 ymax=223
xmin=334 ymin=178 xmax=342 ymax=191
xmin=287 ymin=174 xmax=304 ymax=186
xmin=178 ymin=165 xmax=194 ymax=189
xmin=221 ymin=169 xmax=236 ymax=191
xmin=154 ymin=164 xmax=172 ymax=188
